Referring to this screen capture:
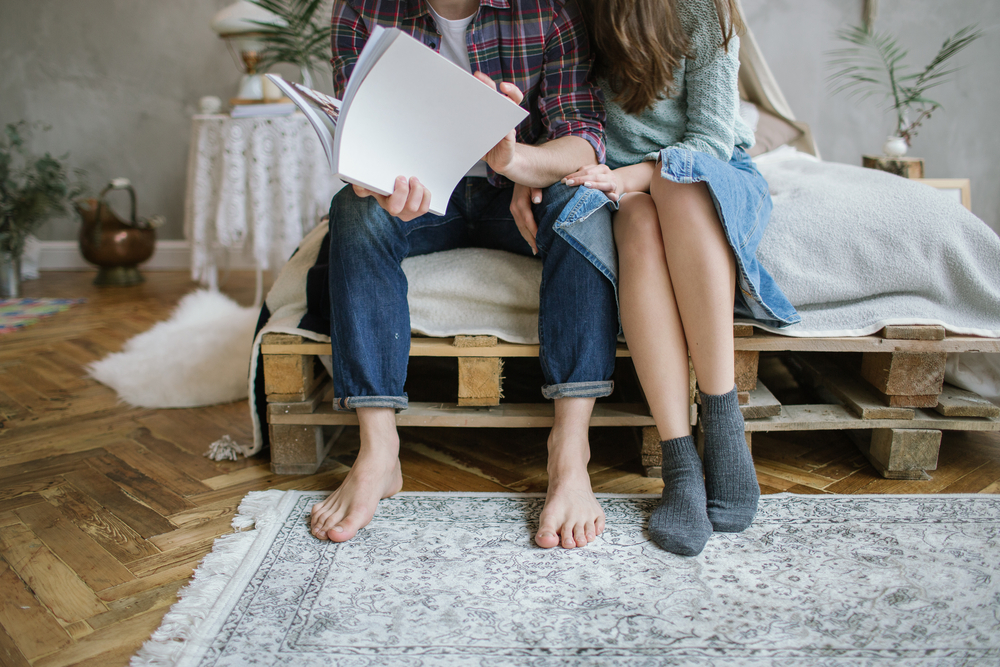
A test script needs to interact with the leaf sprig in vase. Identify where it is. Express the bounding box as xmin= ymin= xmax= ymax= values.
xmin=249 ymin=0 xmax=330 ymax=88
xmin=0 ymin=121 xmax=86 ymax=258
xmin=827 ymin=23 xmax=982 ymax=150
